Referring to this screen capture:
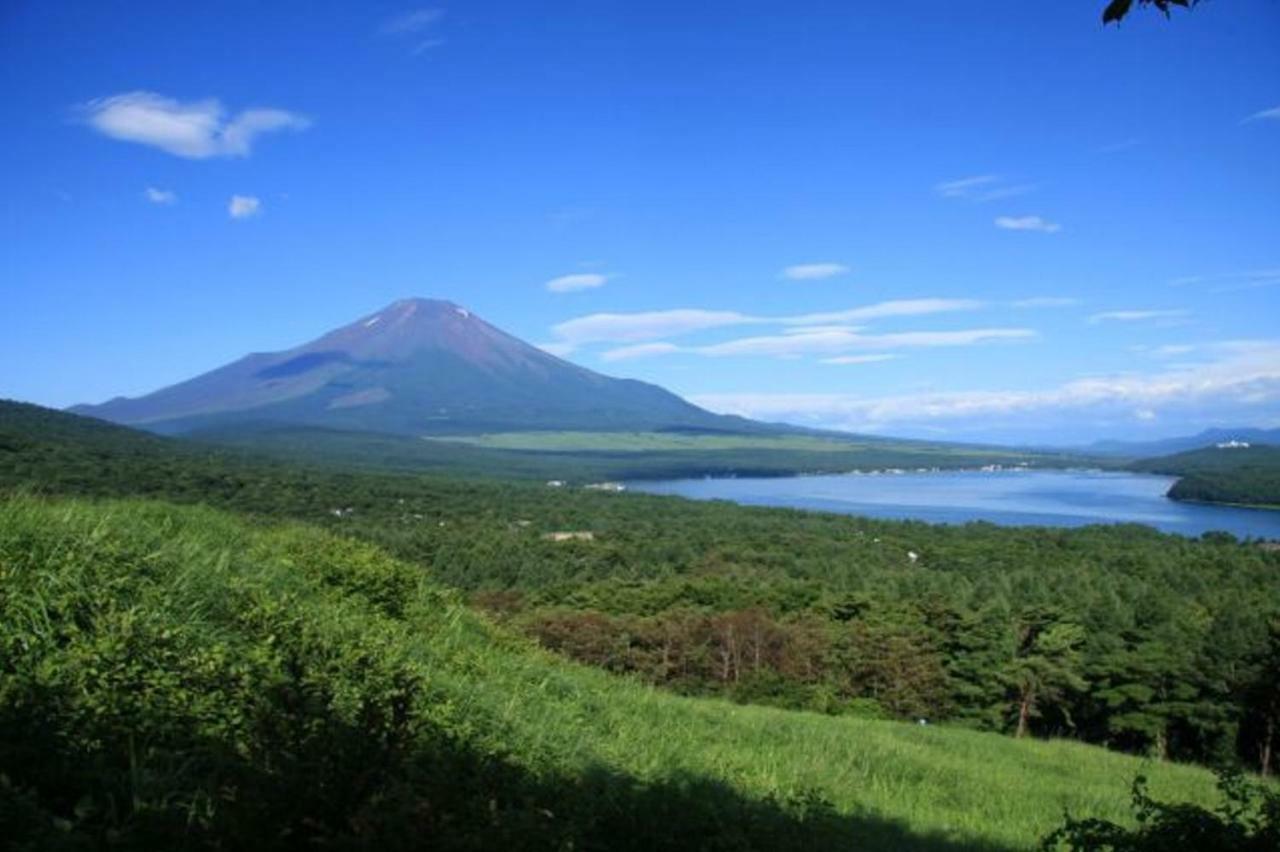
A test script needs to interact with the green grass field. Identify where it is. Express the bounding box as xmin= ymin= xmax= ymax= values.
xmin=427 ymin=430 xmax=1036 ymax=458
xmin=0 ymin=494 xmax=1221 ymax=850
